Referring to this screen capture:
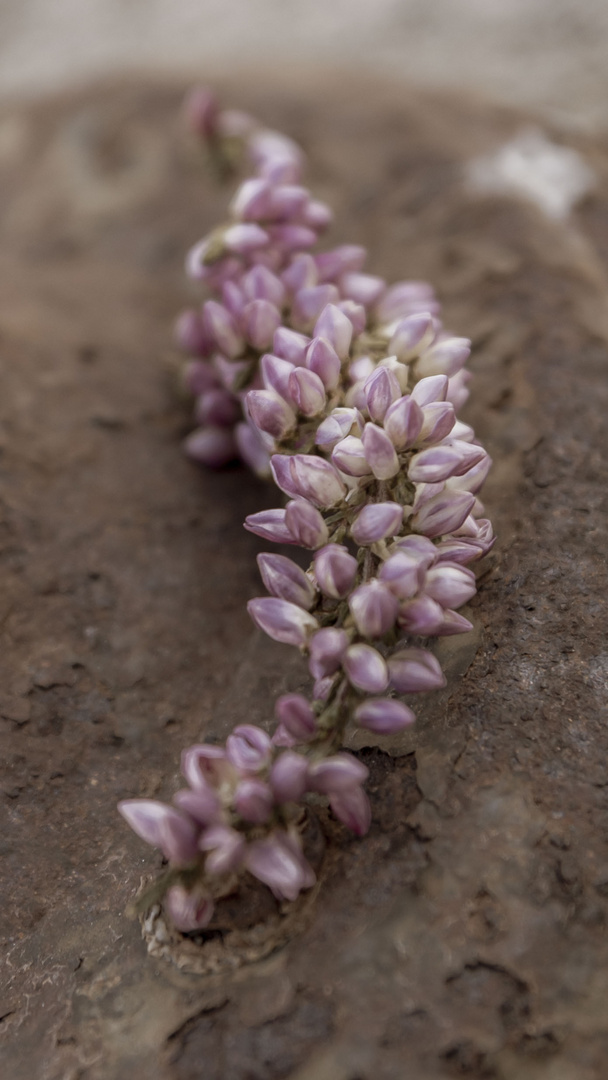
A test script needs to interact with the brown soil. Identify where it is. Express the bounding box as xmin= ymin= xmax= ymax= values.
xmin=0 ymin=74 xmax=607 ymax=1079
